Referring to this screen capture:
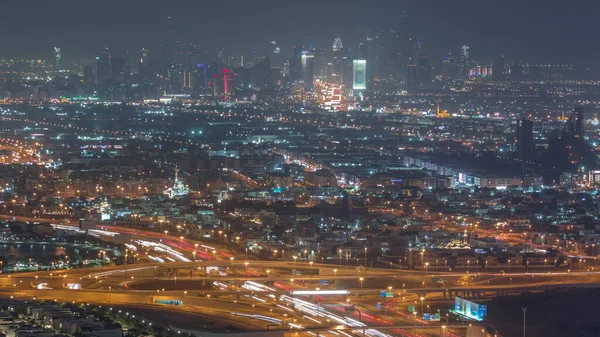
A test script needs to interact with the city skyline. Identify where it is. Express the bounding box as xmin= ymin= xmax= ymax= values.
xmin=0 ymin=0 xmax=598 ymax=66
